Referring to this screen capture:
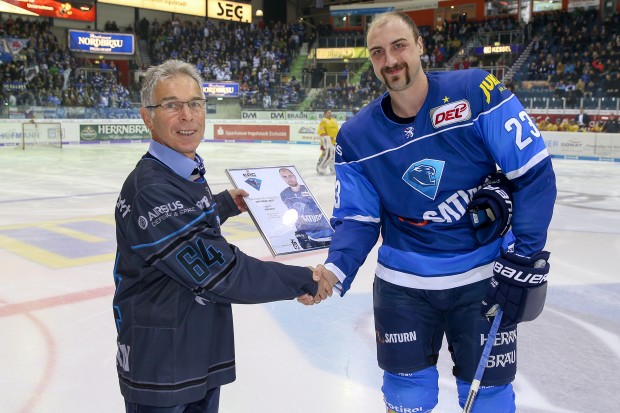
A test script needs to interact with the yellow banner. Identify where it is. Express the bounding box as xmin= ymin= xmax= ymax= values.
xmin=207 ymin=0 xmax=252 ymax=23
xmin=98 ymin=0 xmax=206 ymax=17
xmin=316 ymin=47 xmax=369 ymax=60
